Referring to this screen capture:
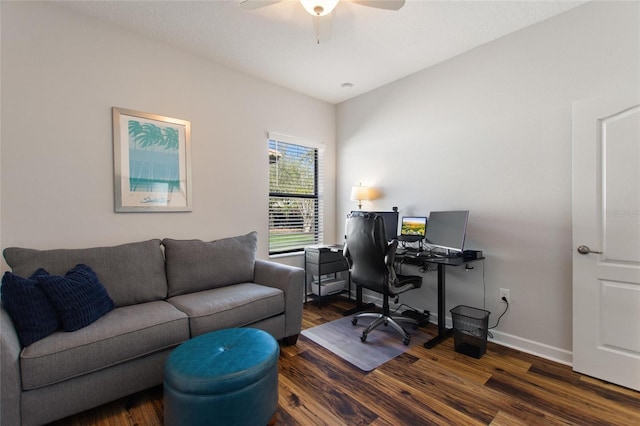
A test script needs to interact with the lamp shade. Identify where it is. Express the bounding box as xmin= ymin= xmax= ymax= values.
xmin=350 ymin=185 xmax=371 ymax=202
xmin=300 ymin=0 xmax=339 ymax=16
